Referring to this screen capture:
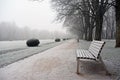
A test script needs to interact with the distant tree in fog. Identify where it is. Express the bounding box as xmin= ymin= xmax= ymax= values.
xmin=0 ymin=22 xmax=18 ymax=40
xmin=102 ymin=7 xmax=116 ymax=39
xmin=0 ymin=22 xmax=72 ymax=41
